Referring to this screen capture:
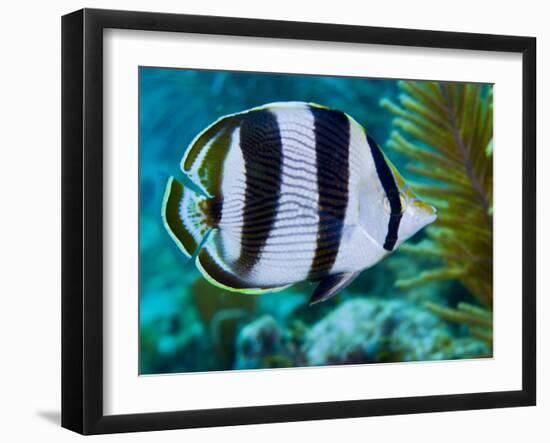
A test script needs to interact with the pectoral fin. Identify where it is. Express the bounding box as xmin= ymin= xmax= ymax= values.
xmin=309 ymin=272 xmax=360 ymax=305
